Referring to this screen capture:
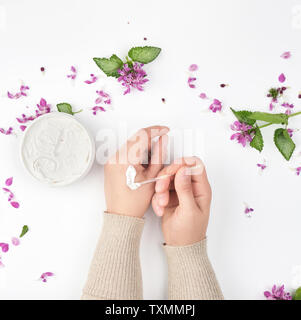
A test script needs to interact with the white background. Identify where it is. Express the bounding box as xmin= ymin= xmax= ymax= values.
xmin=0 ymin=0 xmax=301 ymax=300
